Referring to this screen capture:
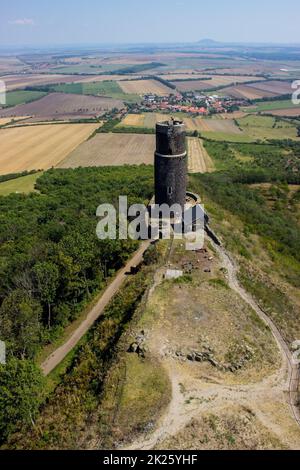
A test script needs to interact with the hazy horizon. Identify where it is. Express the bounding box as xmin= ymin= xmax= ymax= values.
xmin=1 ymin=0 xmax=300 ymax=47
